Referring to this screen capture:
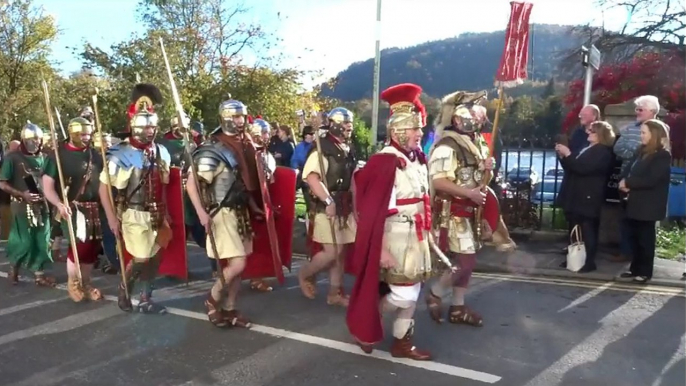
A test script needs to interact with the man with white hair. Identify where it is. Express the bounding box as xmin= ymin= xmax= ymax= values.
xmin=614 ymin=96 xmax=660 ymax=172
xmin=612 ymin=95 xmax=660 ymax=263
